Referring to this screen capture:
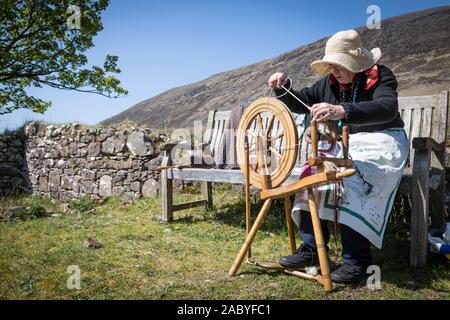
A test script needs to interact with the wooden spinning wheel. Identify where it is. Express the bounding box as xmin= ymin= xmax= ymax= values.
xmin=236 ymin=98 xmax=298 ymax=190
xmin=229 ymin=97 xmax=356 ymax=292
